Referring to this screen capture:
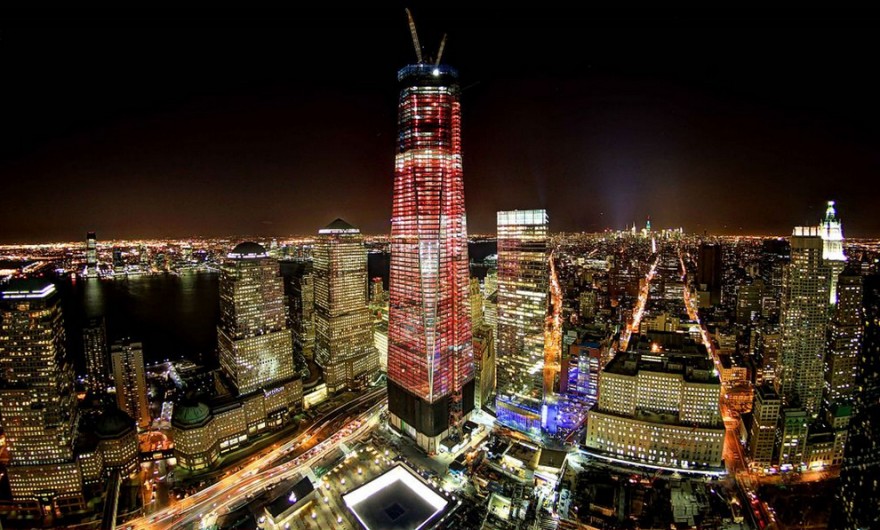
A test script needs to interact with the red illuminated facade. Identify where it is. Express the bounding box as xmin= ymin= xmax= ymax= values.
xmin=387 ymin=63 xmax=475 ymax=452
